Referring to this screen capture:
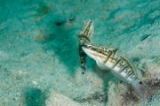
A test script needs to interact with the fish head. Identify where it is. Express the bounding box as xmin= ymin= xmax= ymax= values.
xmin=82 ymin=44 xmax=107 ymax=63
